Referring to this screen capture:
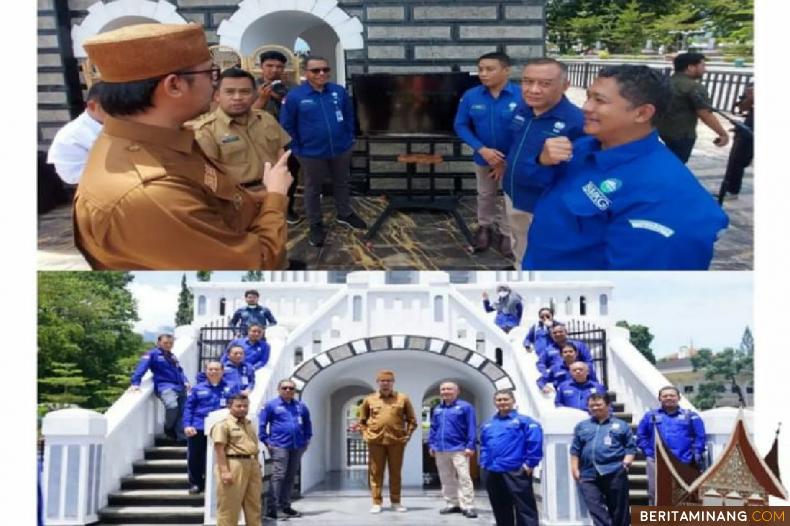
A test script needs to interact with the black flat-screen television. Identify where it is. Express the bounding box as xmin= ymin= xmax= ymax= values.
xmin=352 ymin=72 xmax=481 ymax=137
